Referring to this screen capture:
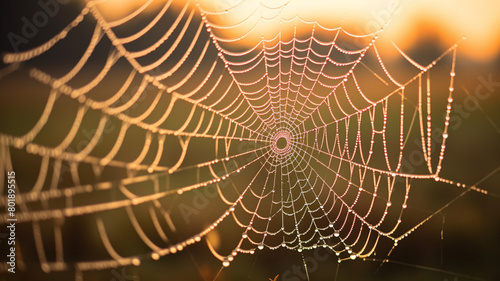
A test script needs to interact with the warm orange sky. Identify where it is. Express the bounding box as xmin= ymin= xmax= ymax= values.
xmin=96 ymin=0 xmax=500 ymax=62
